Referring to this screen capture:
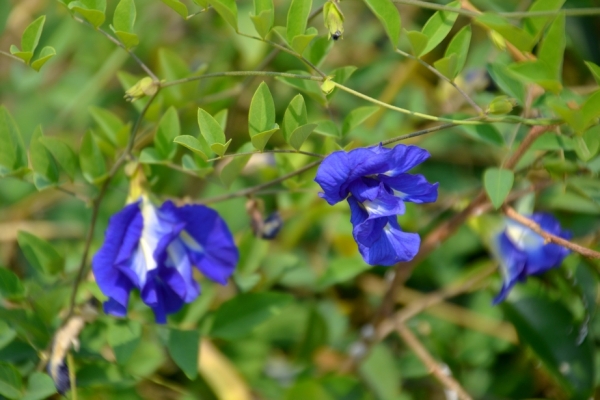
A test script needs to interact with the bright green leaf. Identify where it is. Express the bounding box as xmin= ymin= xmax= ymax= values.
xmin=342 ymin=106 xmax=379 ymax=136
xmin=363 ymin=0 xmax=401 ymax=47
xmin=581 ymin=90 xmax=600 ymax=130
xmin=537 ymin=14 xmax=565 ymax=81
xmin=445 ymin=24 xmax=471 ymax=78
xmin=214 ymin=109 xmax=228 ymax=130
xmin=79 ymin=130 xmax=107 ymax=184
xmin=406 ymin=30 xmax=429 ymax=58
xmin=29 ymin=126 xmax=59 ymax=190
xmin=89 ymin=106 xmax=128 ymax=148
xmin=173 ymin=135 xmax=209 ymax=160
xmin=0 ymin=268 xmax=25 ymax=301
xmin=523 ymin=0 xmax=565 ymax=40
xmin=289 ymin=124 xmax=317 ymax=150
xmin=0 ymin=106 xmax=27 ymax=177
xmin=107 ymin=320 xmax=142 ymax=365
xmin=282 ymin=94 xmax=308 ymax=142
xmin=433 ymin=53 xmax=458 ymax=81
xmin=210 ymin=0 xmax=238 ymax=31
xmin=17 ymin=231 xmax=63 ymax=275
xmin=68 ymin=0 xmax=107 ymax=28
xmin=210 ymin=292 xmax=294 ymax=340
xmin=420 ymin=0 xmax=459 ymax=57
xmin=155 ymin=106 xmax=180 ymax=160
xmin=475 ymin=13 xmax=534 ymax=52
xmin=483 ymin=167 xmax=514 ymax=209
xmin=139 ymin=147 xmax=166 ymax=164
xmin=251 ymin=0 xmax=273 ymax=38
xmin=113 ymin=0 xmax=136 ymax=32
xmin=39 ymin=137 xmax=78 ymax=180
xmin=114 ymin=30 xmax=139 ymax=49
xmin=210 ymin=139 xmax=232 ymax=158
xmin=21 ymin=16 xmax=45 ymax=55
xmin=0 ymin=362 xmax=22 ymax=399
xmin=249 ymin=82 xmax=276 ymax=136
xmin=286 ymin=0 xmax=312 ymax=45
xmin=167 ymin=329 xmax=200 ymax=380
xmin=220 ymin=142 xmax=253 ymax=187
xmin=250 ymin=126 xmax=279 ymax=151
xmin=30 ymin=46 xmax=56 ymax=71
xmin=198 ymin=108 xmax=227 ymax=151
xmin=508 ymin=61 xmax=562 ymax=94
xmin=291 ymin=33 xmax=317 ymax=55
xmin=161 ymin=0 xmax=188 ymax=18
